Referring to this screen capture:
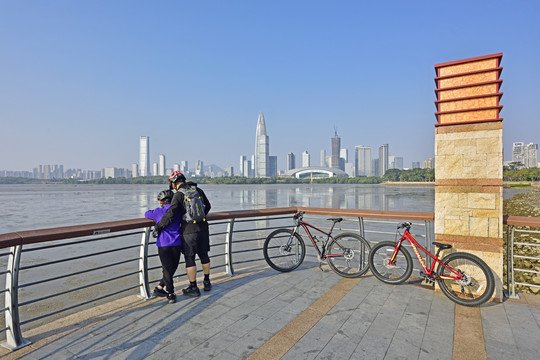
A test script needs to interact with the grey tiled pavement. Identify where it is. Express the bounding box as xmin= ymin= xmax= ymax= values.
xmin=4 ymin=264 xmax=540 ymax=360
